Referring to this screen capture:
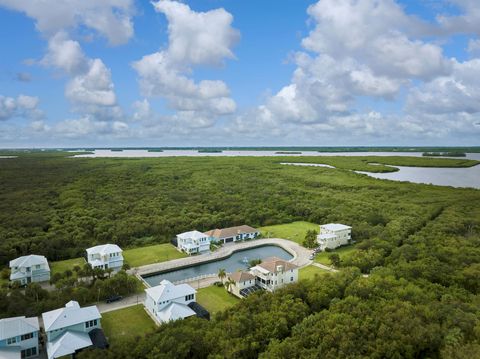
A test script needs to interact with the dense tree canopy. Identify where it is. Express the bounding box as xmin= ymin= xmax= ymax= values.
xmin=0 ymin=152 xmax=479 ymax=358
